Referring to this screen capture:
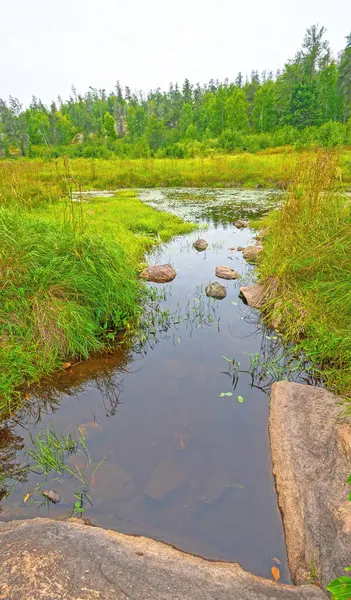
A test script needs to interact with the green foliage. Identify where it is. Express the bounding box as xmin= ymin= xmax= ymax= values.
xmin=327 ymin=572 xmax=351 ymax=599
xmin=2 ymin=27 xmax=351 ymax=158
